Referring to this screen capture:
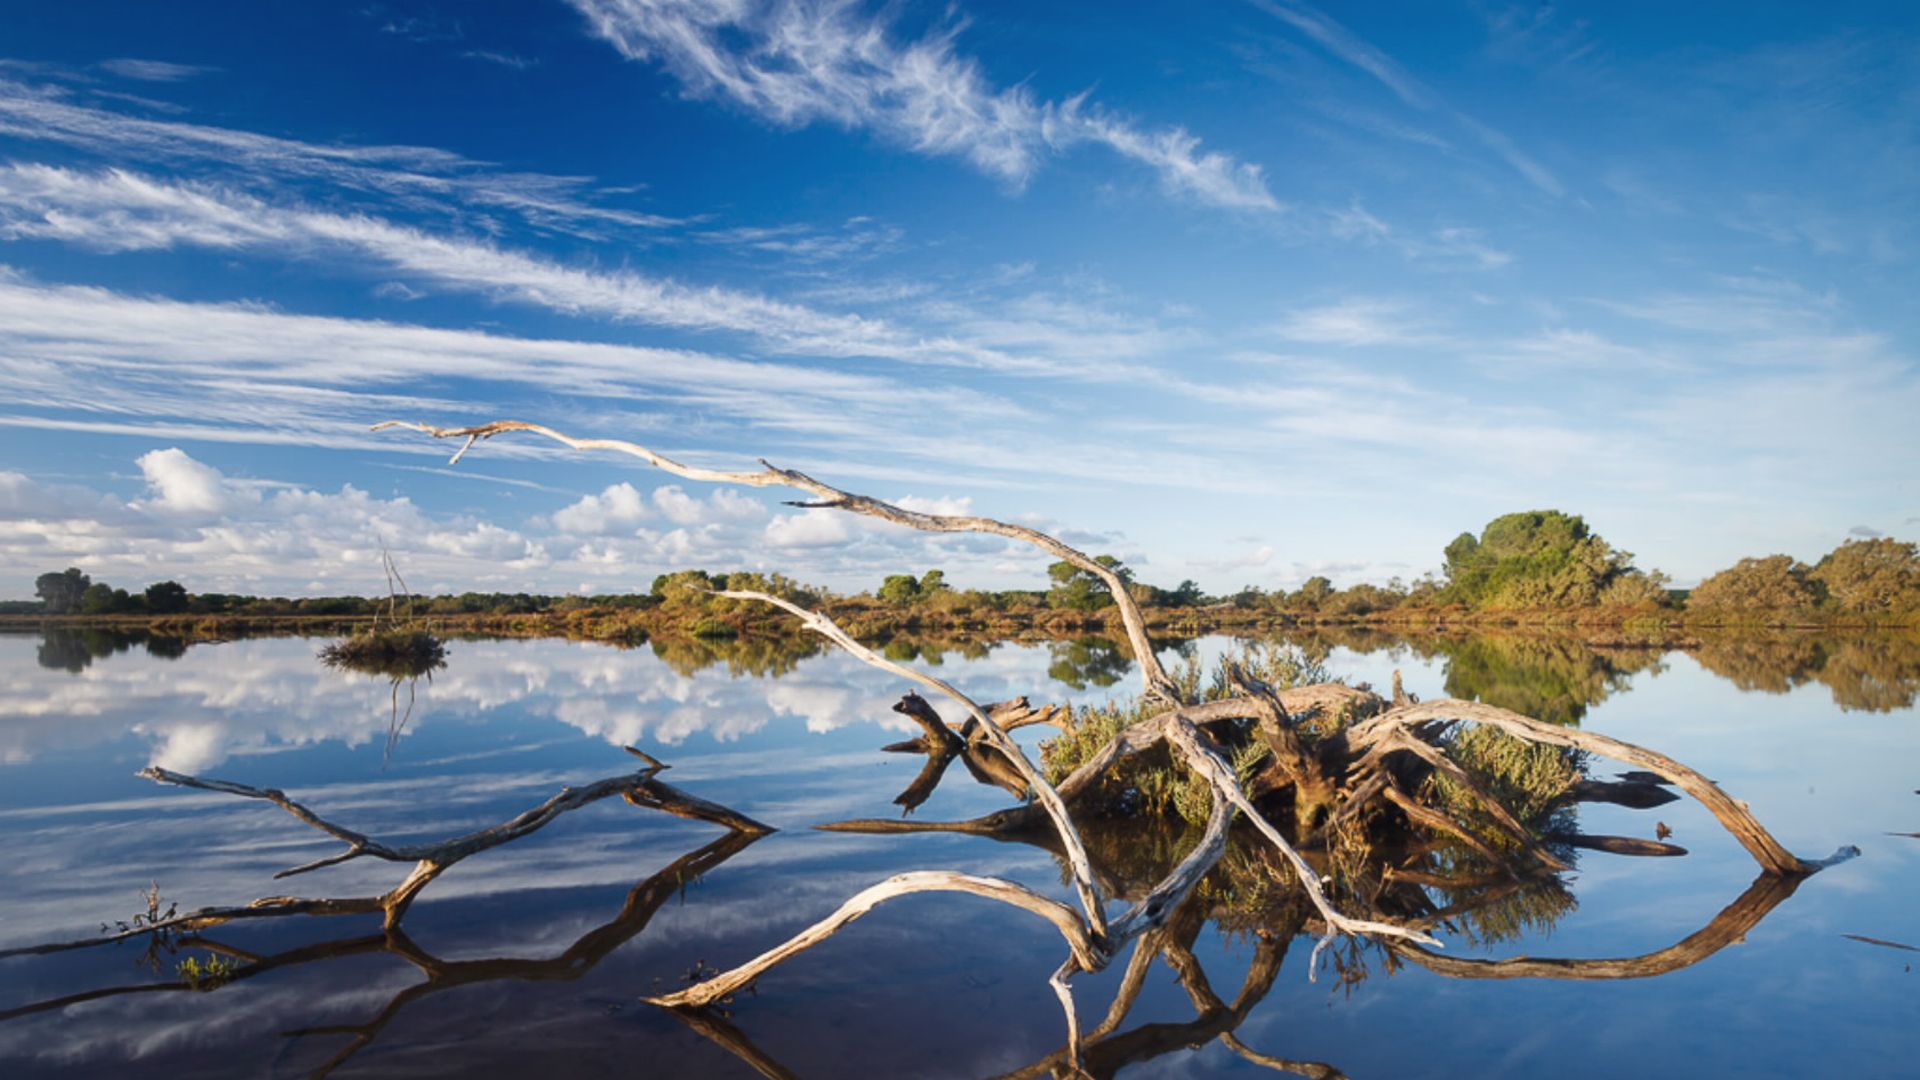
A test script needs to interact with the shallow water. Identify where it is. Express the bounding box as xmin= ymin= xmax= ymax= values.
xmin=0 ymin=628 xmax=1915 ymax=1078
